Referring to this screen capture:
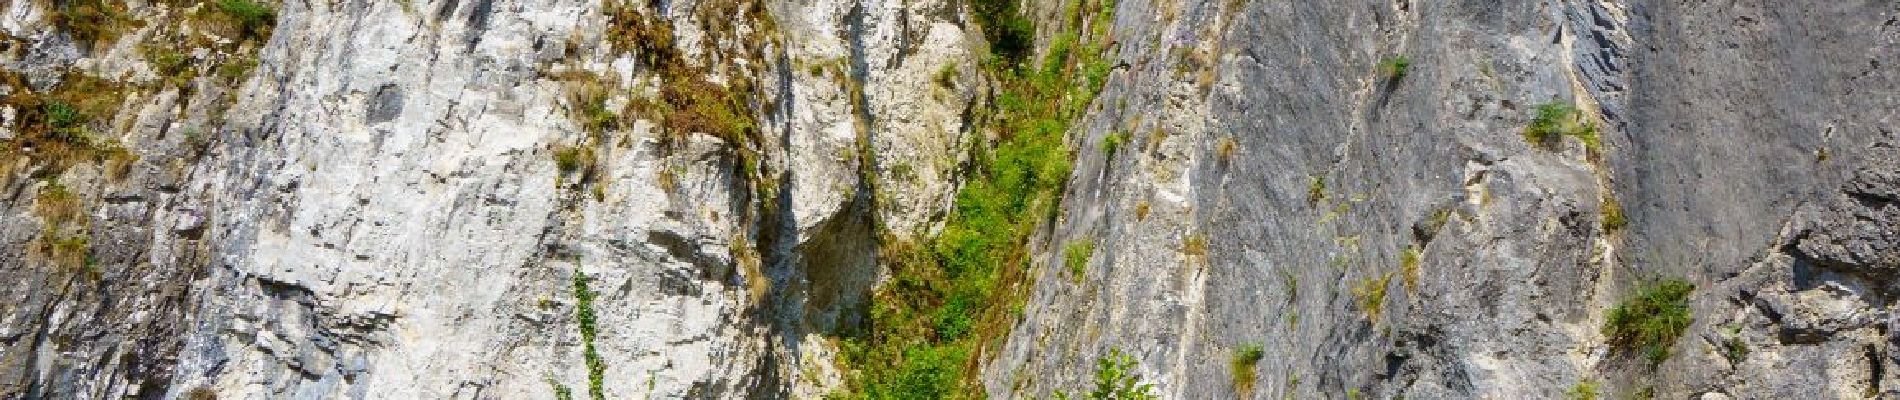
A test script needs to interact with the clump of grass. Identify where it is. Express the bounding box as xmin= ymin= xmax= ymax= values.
xmin=1378 ymin=55 xmax=1411 ymax=81
xmin=1182 ymin=232 xmax=1208 ymax=257
xmin=1399 ymin=245 xmax=1421 ymax=290
xmin=212 ymin=0 xmax=277 ymax=43
xmin=1230 ymin=344 xmax=1264 ymax=394
xmin=970 ymin=0 xmax=1035 ymax=63
xmin=1215 ymin=136 xmax=1237 ymax=162
xmin=1565 ymin=379 xmax=1599 ymax=400
xmin=1306 ymin=175 xmax=1327 ymax=206
xmin=1100 ymin=131 xmax=1129 ymax=154
xmin=1065 ymin=238 xmax=1095 ymax=283
xmin=50 ymin=0 xmax=138 ymax=48
xmin=1353 ymin=273 xmax=1394 ymax=320
xmin=142 ymin=44 xmax=197 ymax=87
xmin=1523 ymin=102 xmax=1599 ymax=152
xmin=1600 ymin=194 xmax=1627 ymax=232
xmin=0 ymin=72 xmax=133 ymax=177
xmin=935 ymin=63 xmax=960 ymax=88
xmin=1721 ymin=325 xmax=1748 ymax=363
xmin=552 ymin=146 xmax=595 ymax=174
xmin=1603 ymin=279 xmax=1695 ymax=364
